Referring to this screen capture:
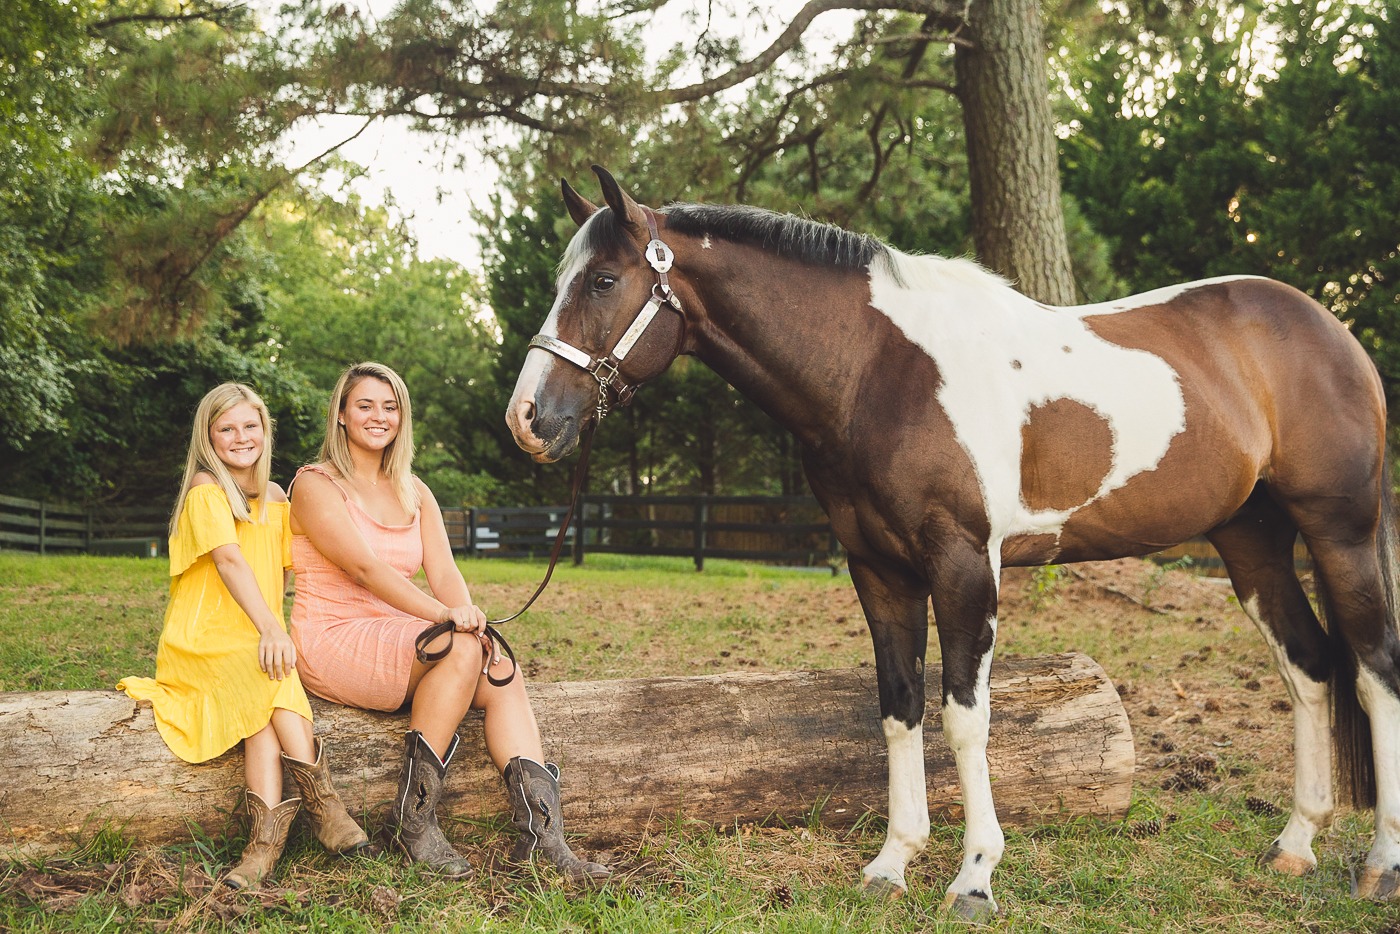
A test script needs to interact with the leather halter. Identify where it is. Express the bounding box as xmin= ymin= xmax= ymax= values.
xmin=526 ymin=207 xmax=684 ymax=421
